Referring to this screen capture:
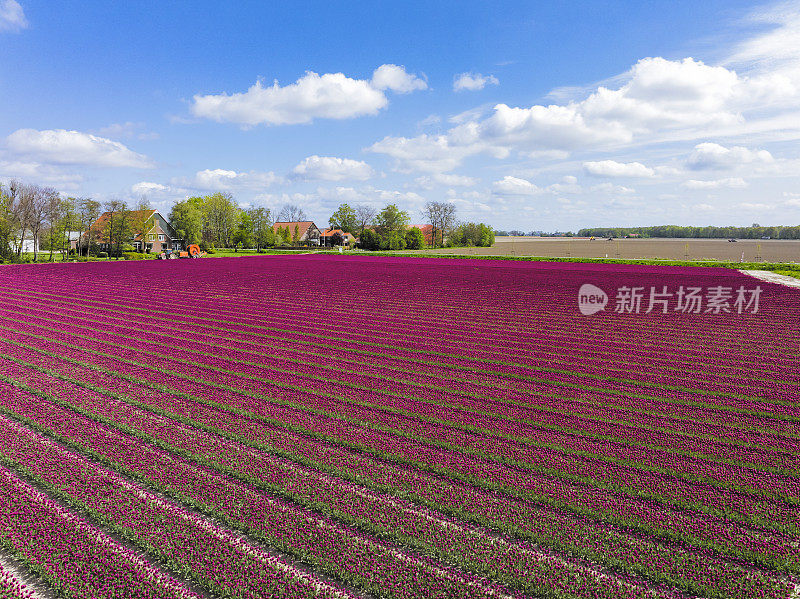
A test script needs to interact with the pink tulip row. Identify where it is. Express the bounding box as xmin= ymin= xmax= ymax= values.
xmin=0 ymin=312 xmax=794 ymax=518
xmin=0 ymin=563 xmax=34 ymax=599
xmin=0 ymin=465 xmax=203 ymax=599
xmin=0 ymin=355 xmax=793 ymax=599
xmin=2 ymin=294 xmax=795 ymax=474
xmin=0 ymin=255 xmax=797 ymax=599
